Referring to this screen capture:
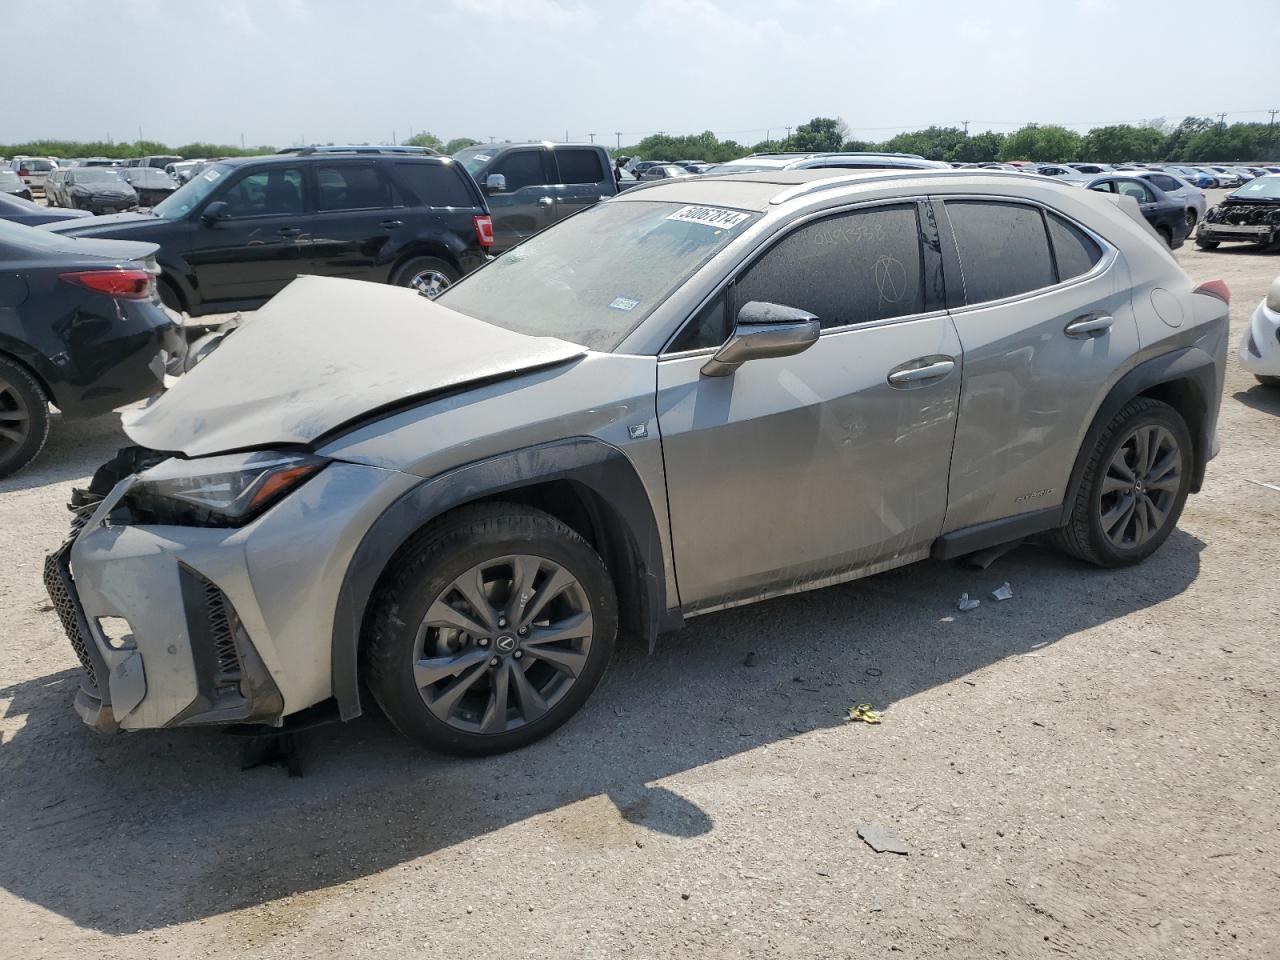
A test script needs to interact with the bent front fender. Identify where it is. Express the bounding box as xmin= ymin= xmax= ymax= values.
xmin=329 ymin=437 xmax=672 ymax=721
